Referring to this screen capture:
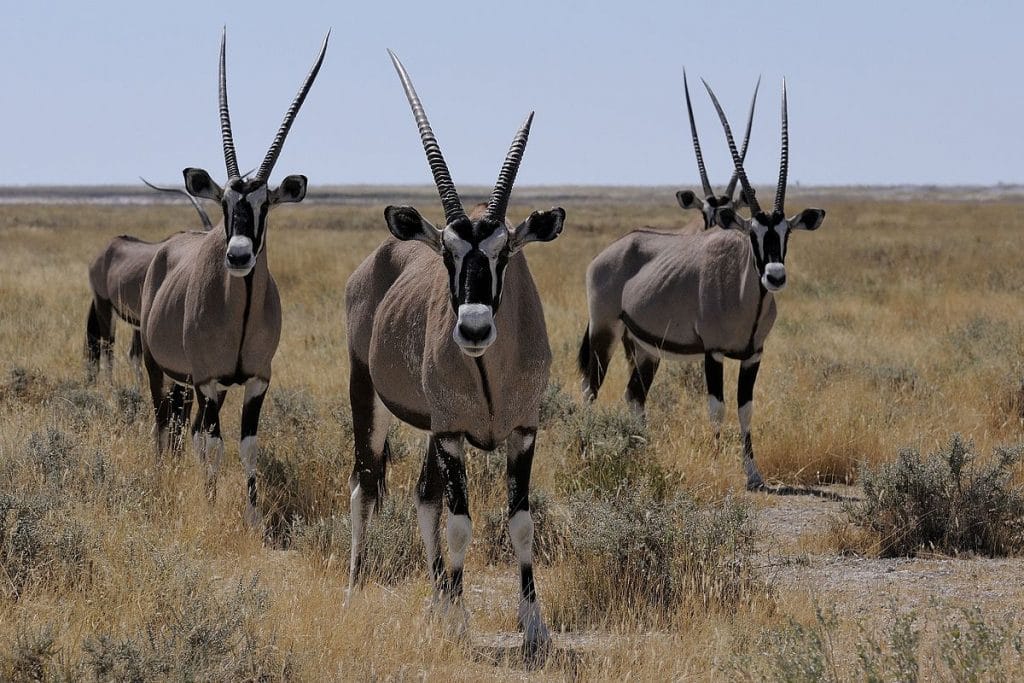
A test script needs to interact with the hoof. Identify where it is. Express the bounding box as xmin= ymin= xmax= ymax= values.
xmin=745 ymin=475 xmax=766 ymax=491
xmin=518 ymin=600 xmax=550 ymax=652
